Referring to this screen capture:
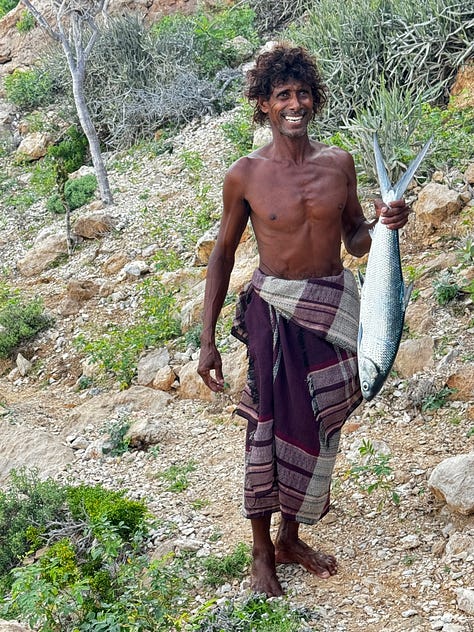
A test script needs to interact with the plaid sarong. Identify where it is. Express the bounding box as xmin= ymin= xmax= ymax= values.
xmin=232 ymin=268 xmax=362 ymax=524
